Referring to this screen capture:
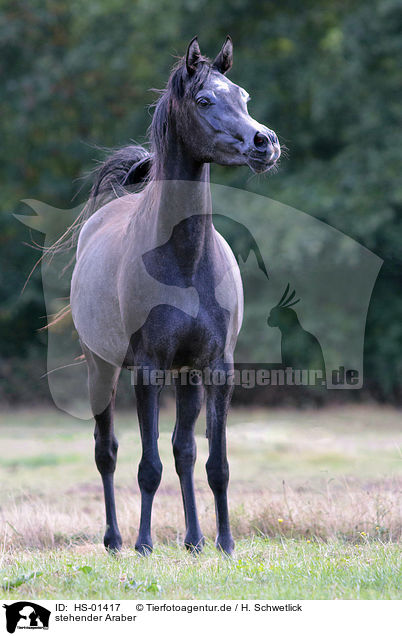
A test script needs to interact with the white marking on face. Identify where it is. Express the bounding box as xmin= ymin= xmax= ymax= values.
xmin=211 ymin=76 xmax=231 ymax=93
